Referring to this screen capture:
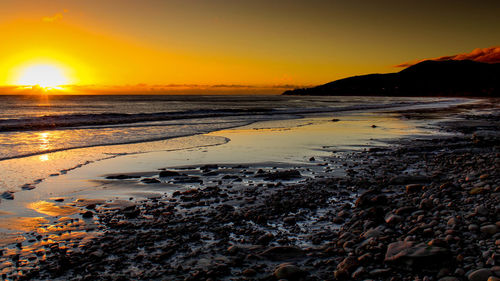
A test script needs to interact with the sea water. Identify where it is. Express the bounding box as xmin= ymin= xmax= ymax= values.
xmin=0 ymin=94 xmax=464 ymax=192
